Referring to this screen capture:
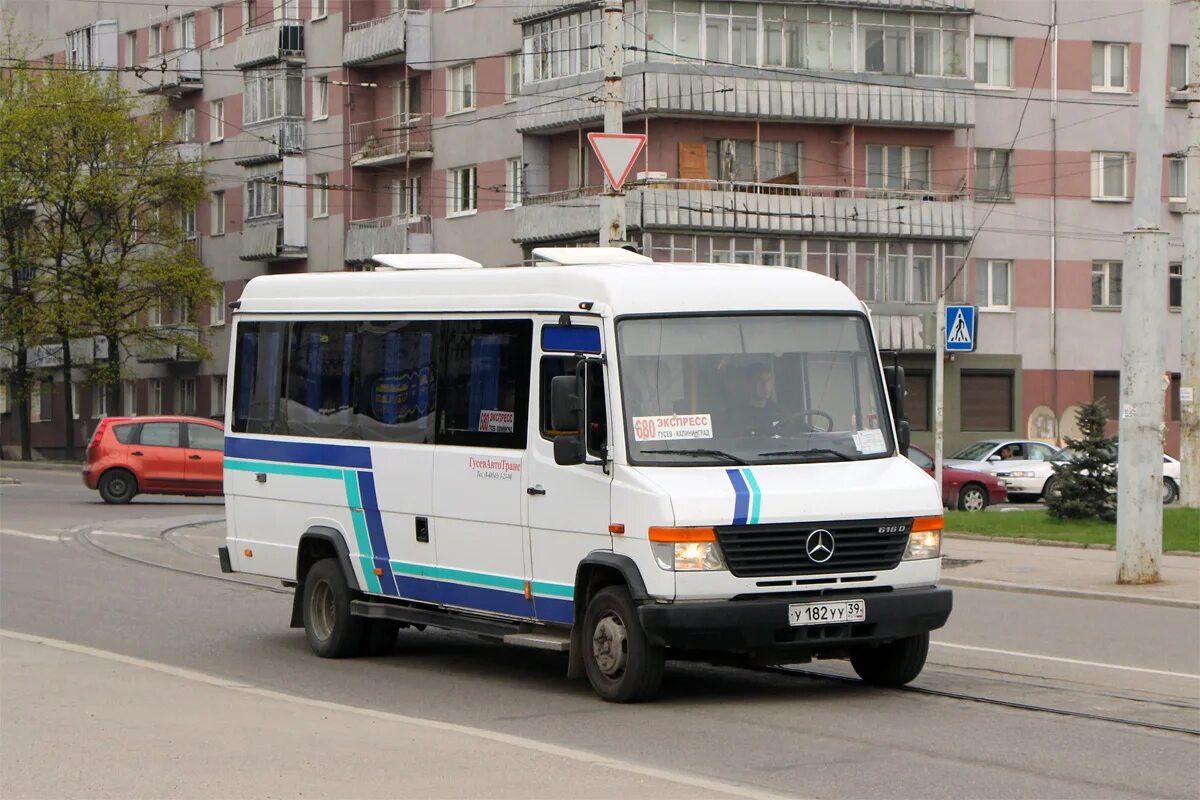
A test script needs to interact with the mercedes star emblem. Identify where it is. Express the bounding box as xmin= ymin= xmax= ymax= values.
xmin=805 ymin=529 xmax=835 ymax=563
